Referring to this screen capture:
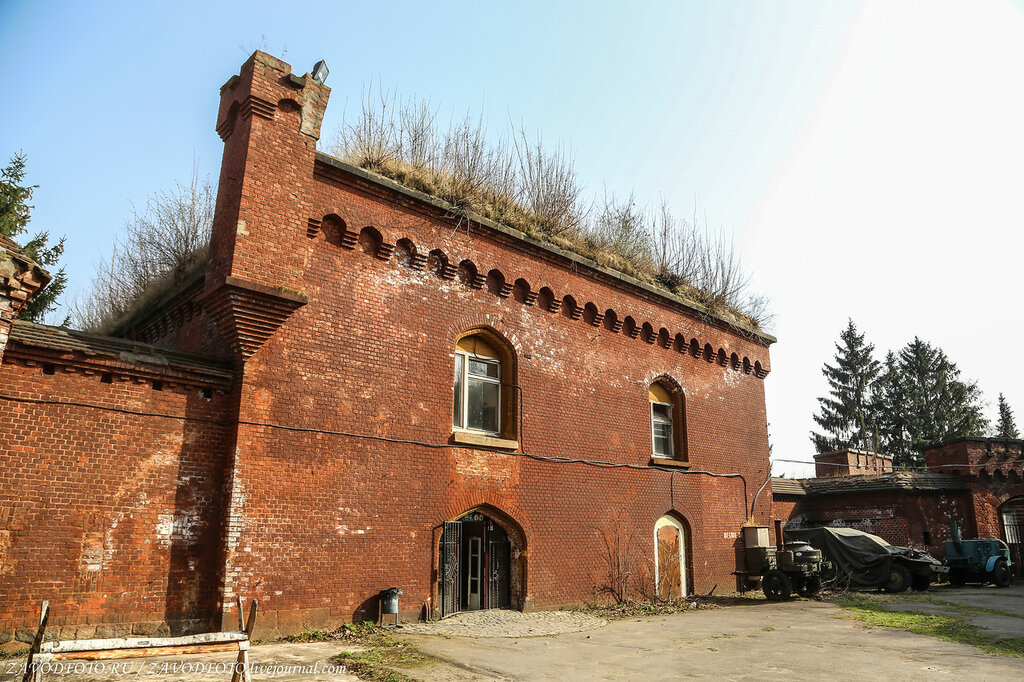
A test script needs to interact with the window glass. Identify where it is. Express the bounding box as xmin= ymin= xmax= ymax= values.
xmin=454 ymin=340 xmax=502 ymax=435
xmin=651 ymin=401 xmax=673 ymax=457
xmin=453 ymin=355 xmax=464 ymax=427
xmin=467 ymin=379 xmax=499 ymax=432
xmin=653 ymin=419 xmax=673 ymax=456
xmin=469 ymin=358 xmax=499 ymax=378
